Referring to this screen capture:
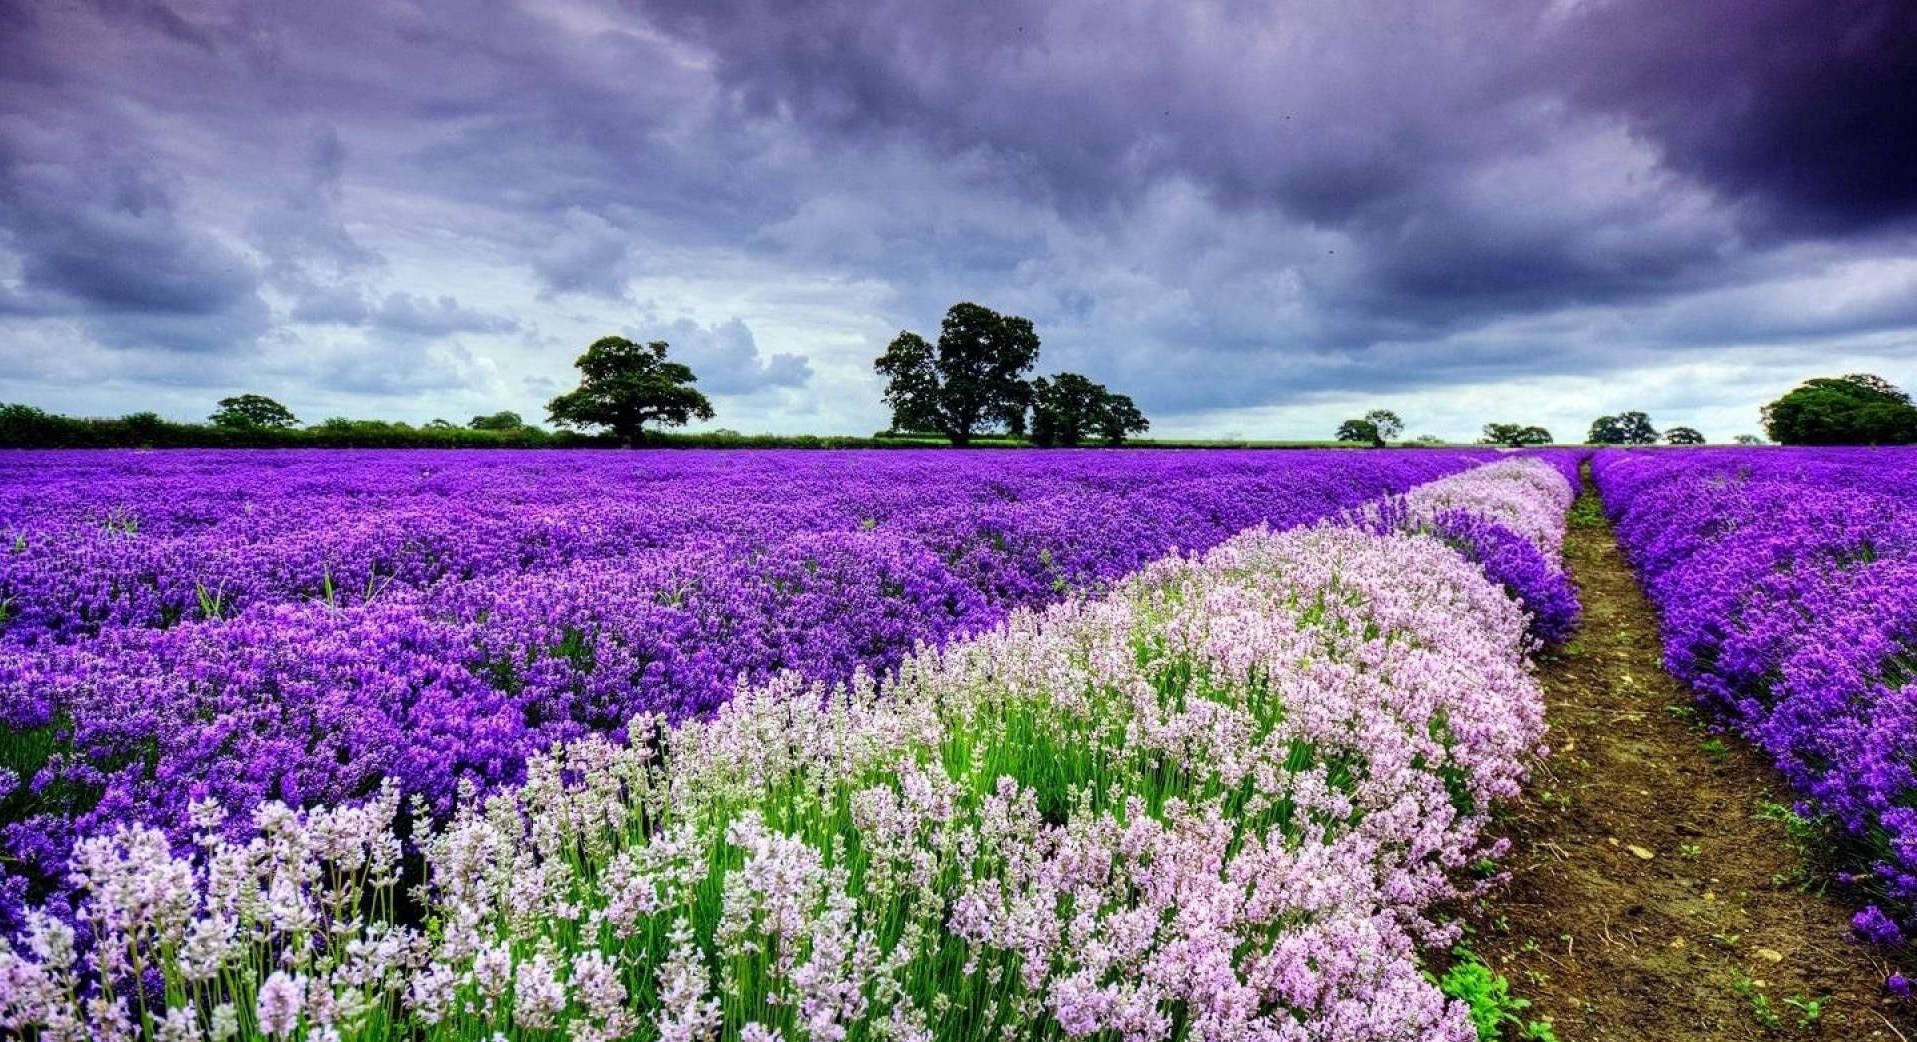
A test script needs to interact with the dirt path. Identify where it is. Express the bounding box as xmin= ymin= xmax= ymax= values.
xmin=1469 ymin=472 xmax=1917 ymax=1041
